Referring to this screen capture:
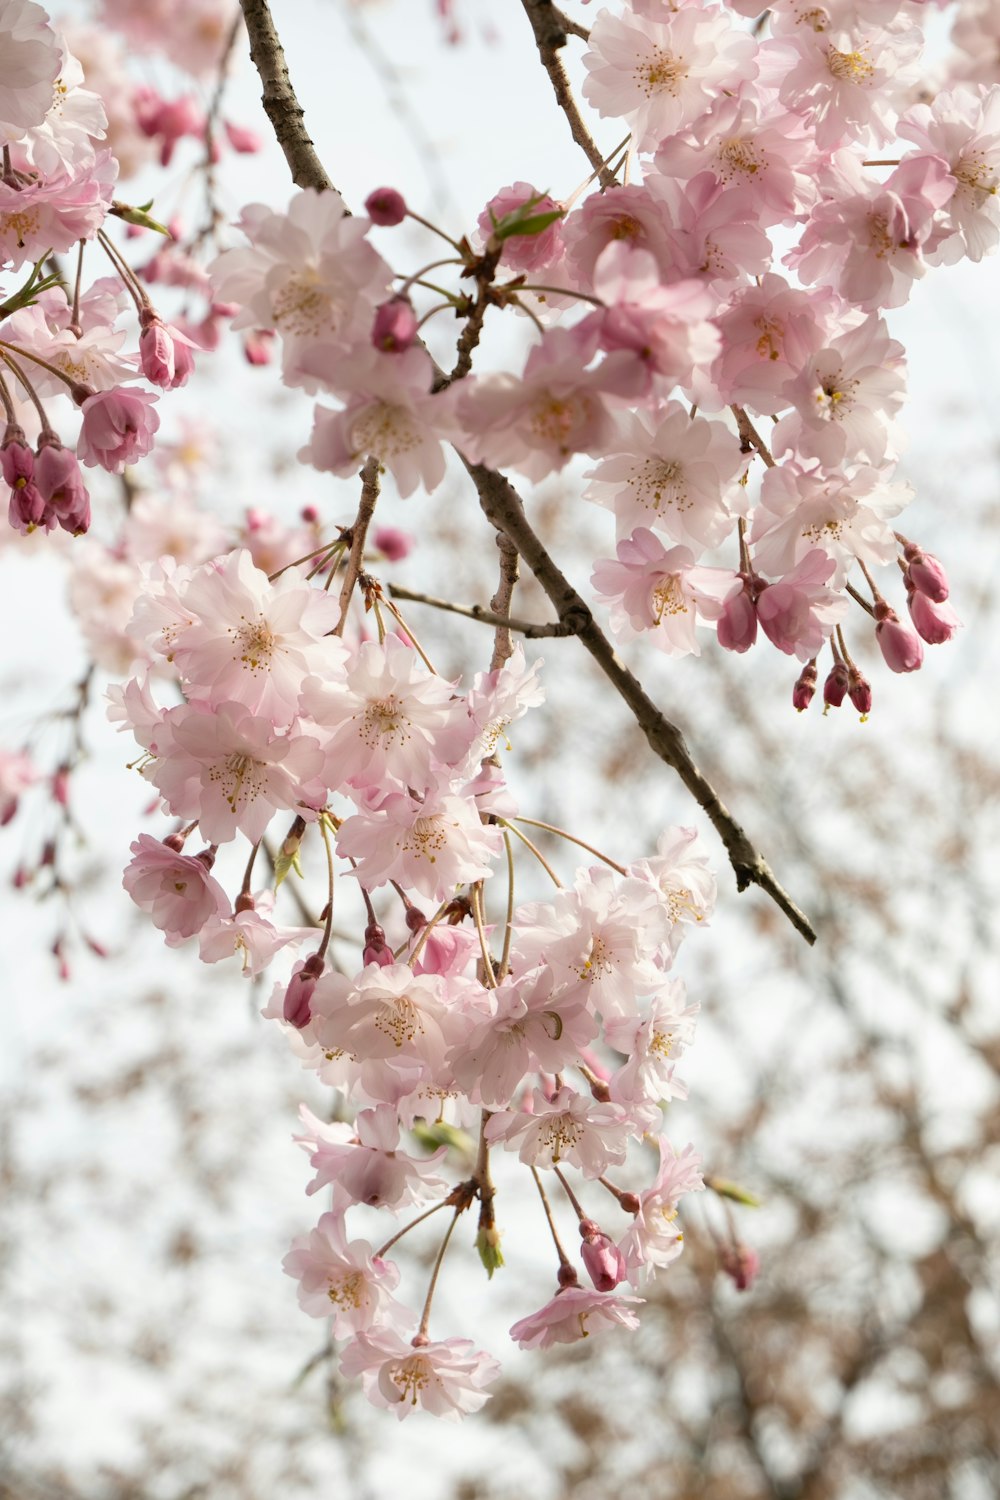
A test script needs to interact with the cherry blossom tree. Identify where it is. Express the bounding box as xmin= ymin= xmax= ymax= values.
xmin=0 ymin=0 xmax=996 ymax=1454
